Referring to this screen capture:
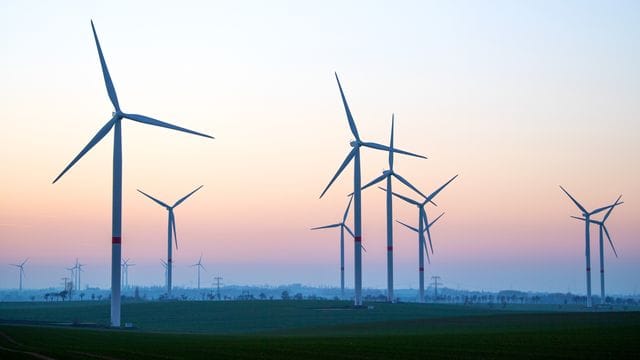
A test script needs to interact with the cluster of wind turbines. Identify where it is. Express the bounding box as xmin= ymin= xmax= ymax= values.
xmin=313 ymin=74 xmax=458 ymax=305
xmin=66 ymin=259 xmax=85 ymax=291
xmin=560 ymin=186 xmax=623 ymax=307
xmin=52 ymin=21 xmax=213 ymax=326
